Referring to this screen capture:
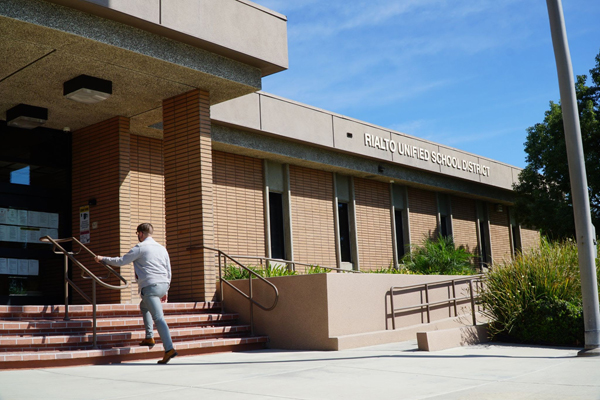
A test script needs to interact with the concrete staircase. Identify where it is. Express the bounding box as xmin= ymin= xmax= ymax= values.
xmin=0 ymin=302 xmax=268 ymax=369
